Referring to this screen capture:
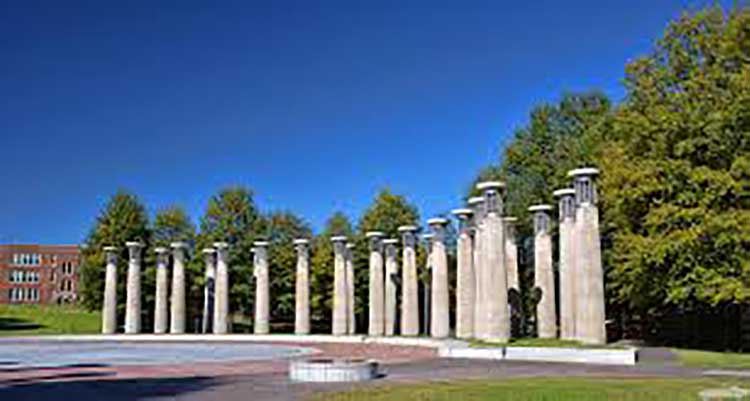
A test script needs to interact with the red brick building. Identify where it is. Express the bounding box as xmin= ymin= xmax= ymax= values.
xmin=0 ymin=244 xmax=80 ymax=305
